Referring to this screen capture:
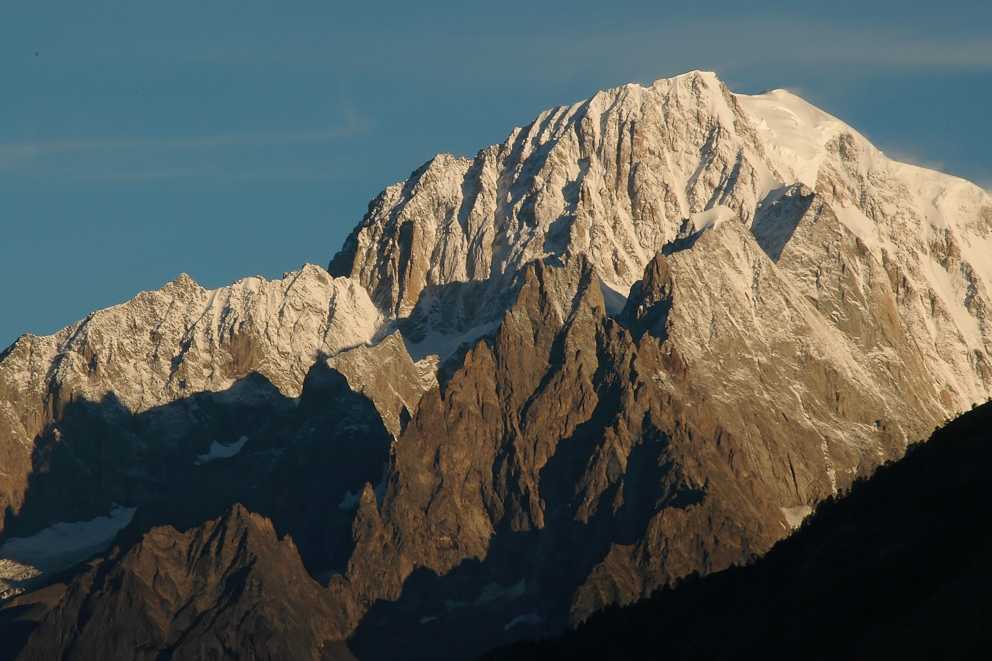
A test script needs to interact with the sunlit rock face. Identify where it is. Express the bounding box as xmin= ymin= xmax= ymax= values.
xmin=332 ymin=71 xmax=992 ymax=422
